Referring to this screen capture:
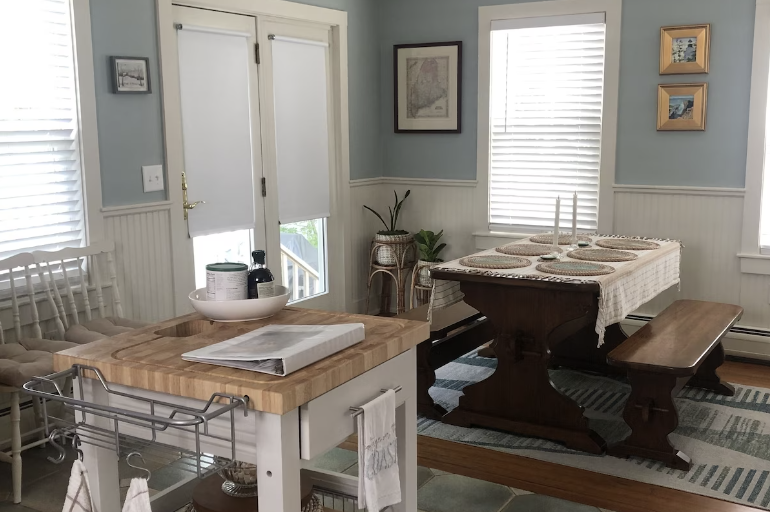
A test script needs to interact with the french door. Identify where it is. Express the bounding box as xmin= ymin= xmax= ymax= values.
xmin=168 ymin=5 xmax=340 ymax=313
